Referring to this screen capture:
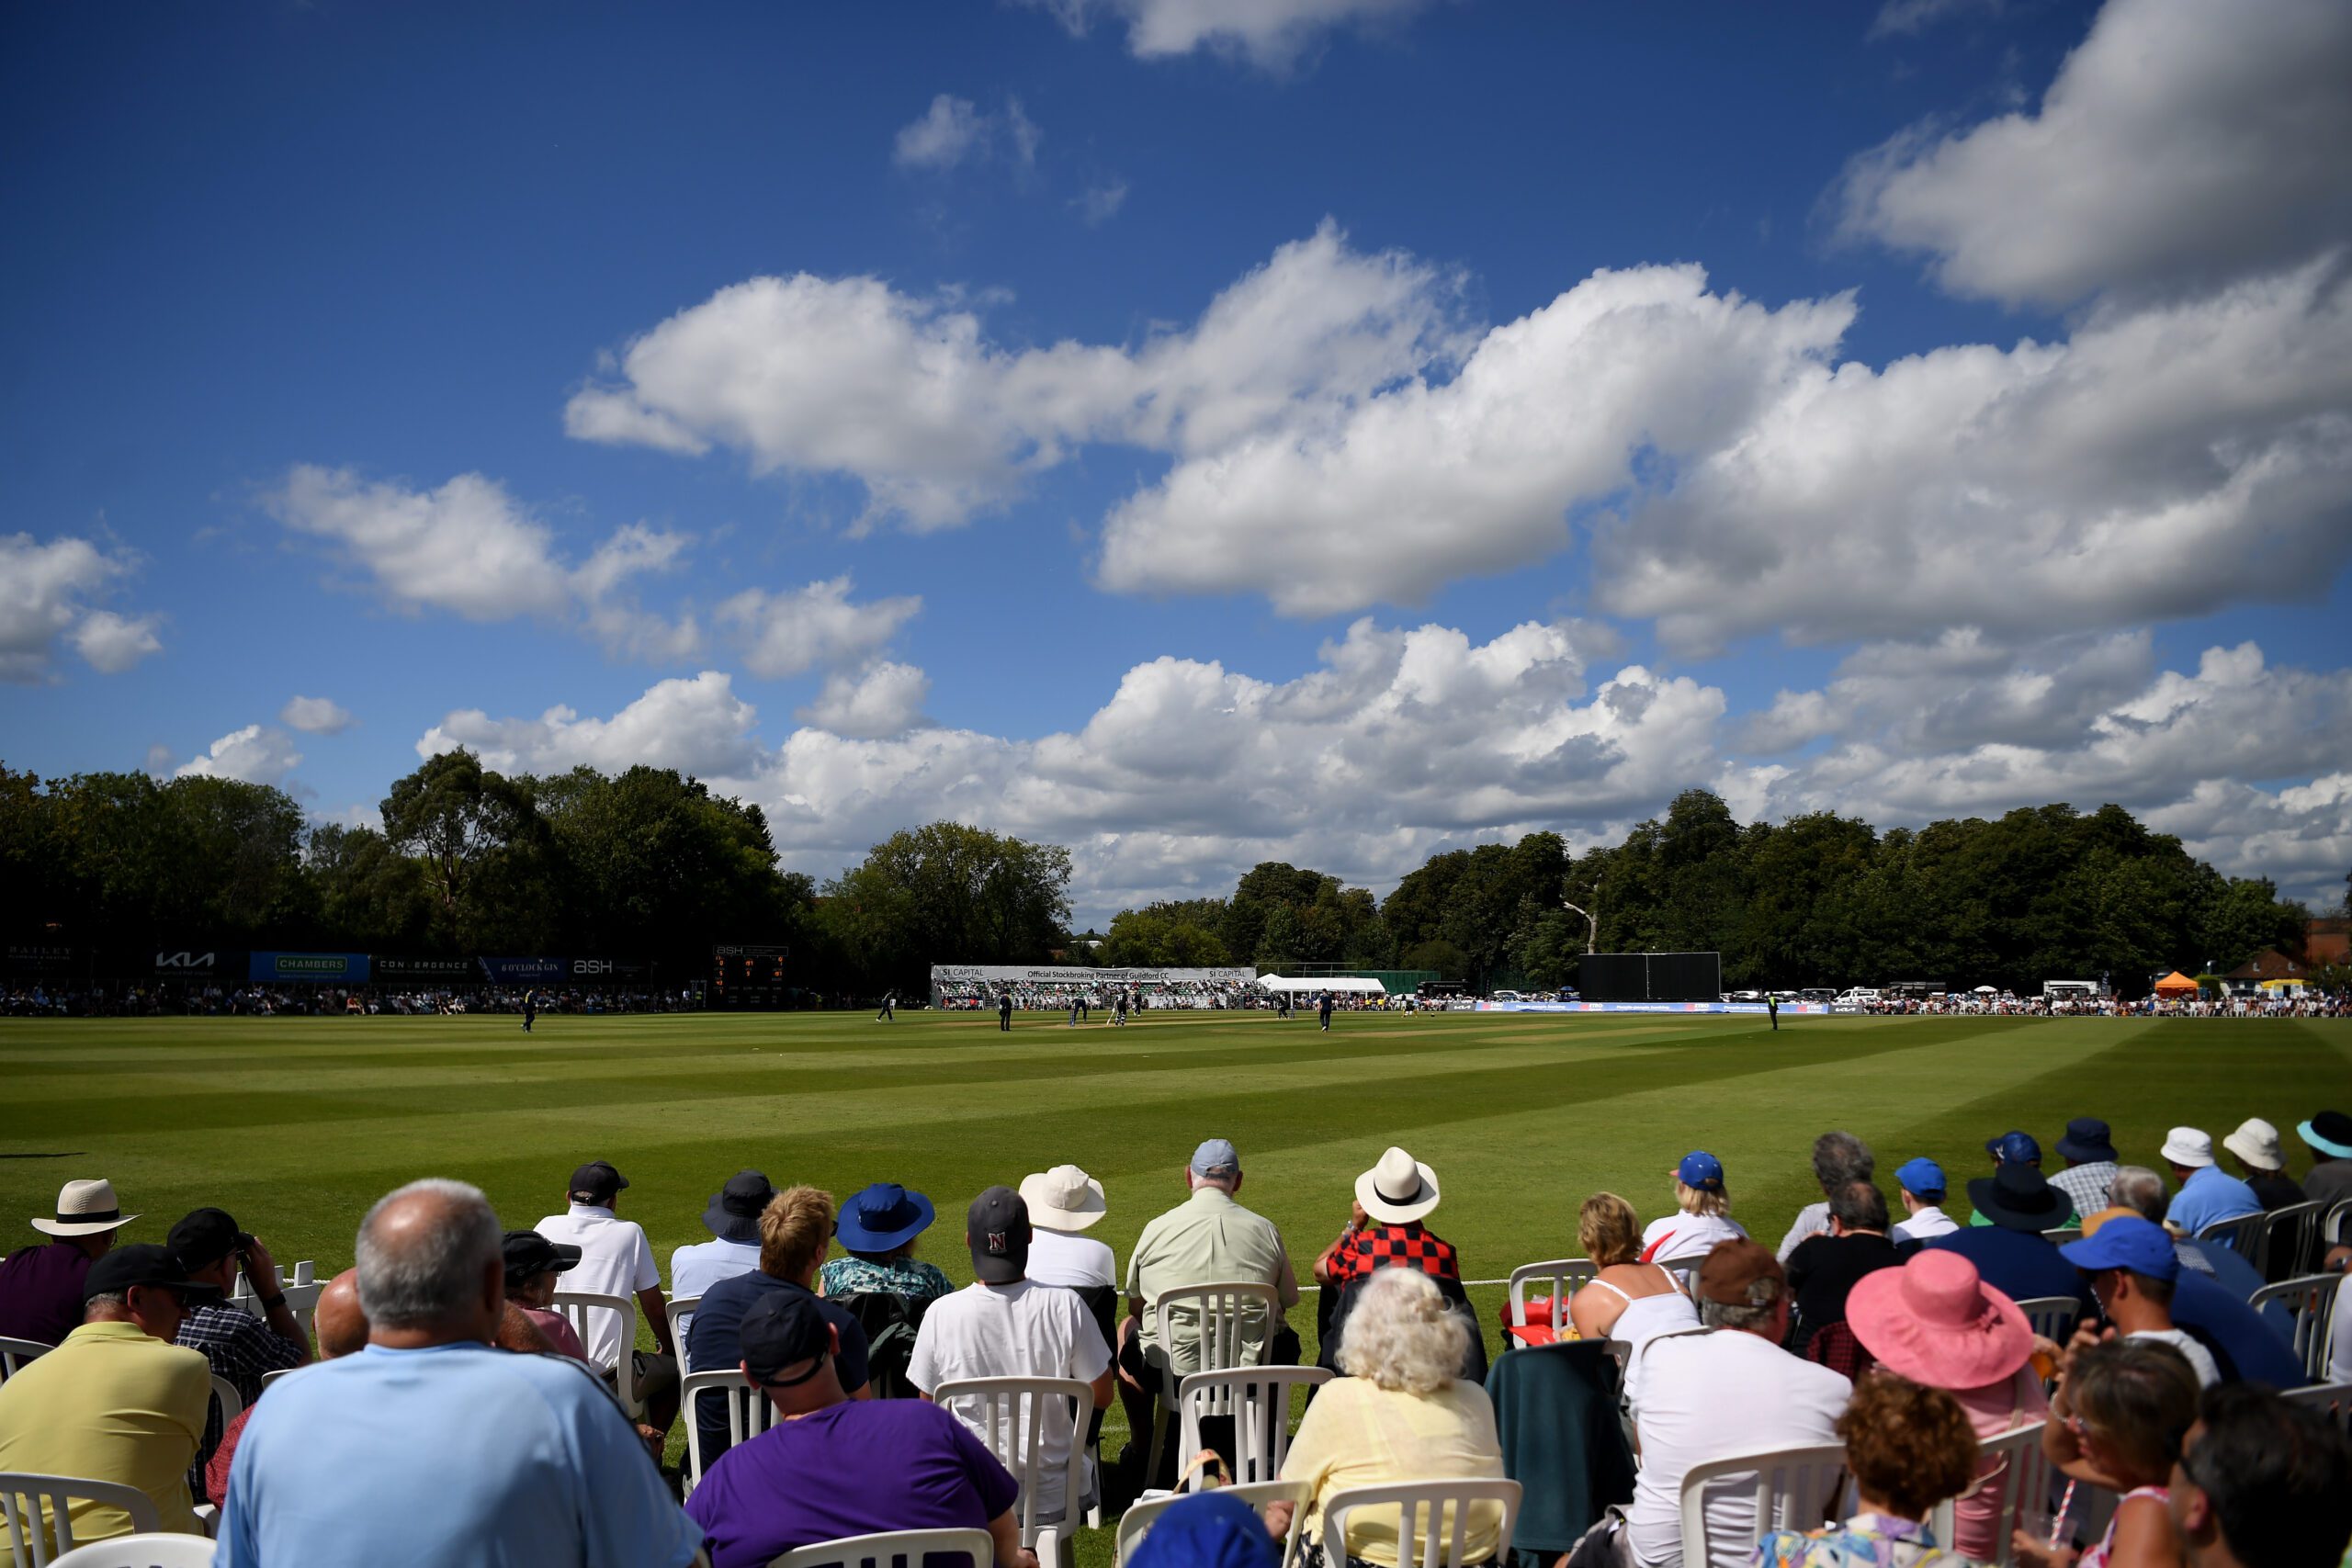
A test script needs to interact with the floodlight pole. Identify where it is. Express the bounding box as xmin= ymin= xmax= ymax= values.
xmin=1562 ymin=897 xmax=1598 ymax=954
